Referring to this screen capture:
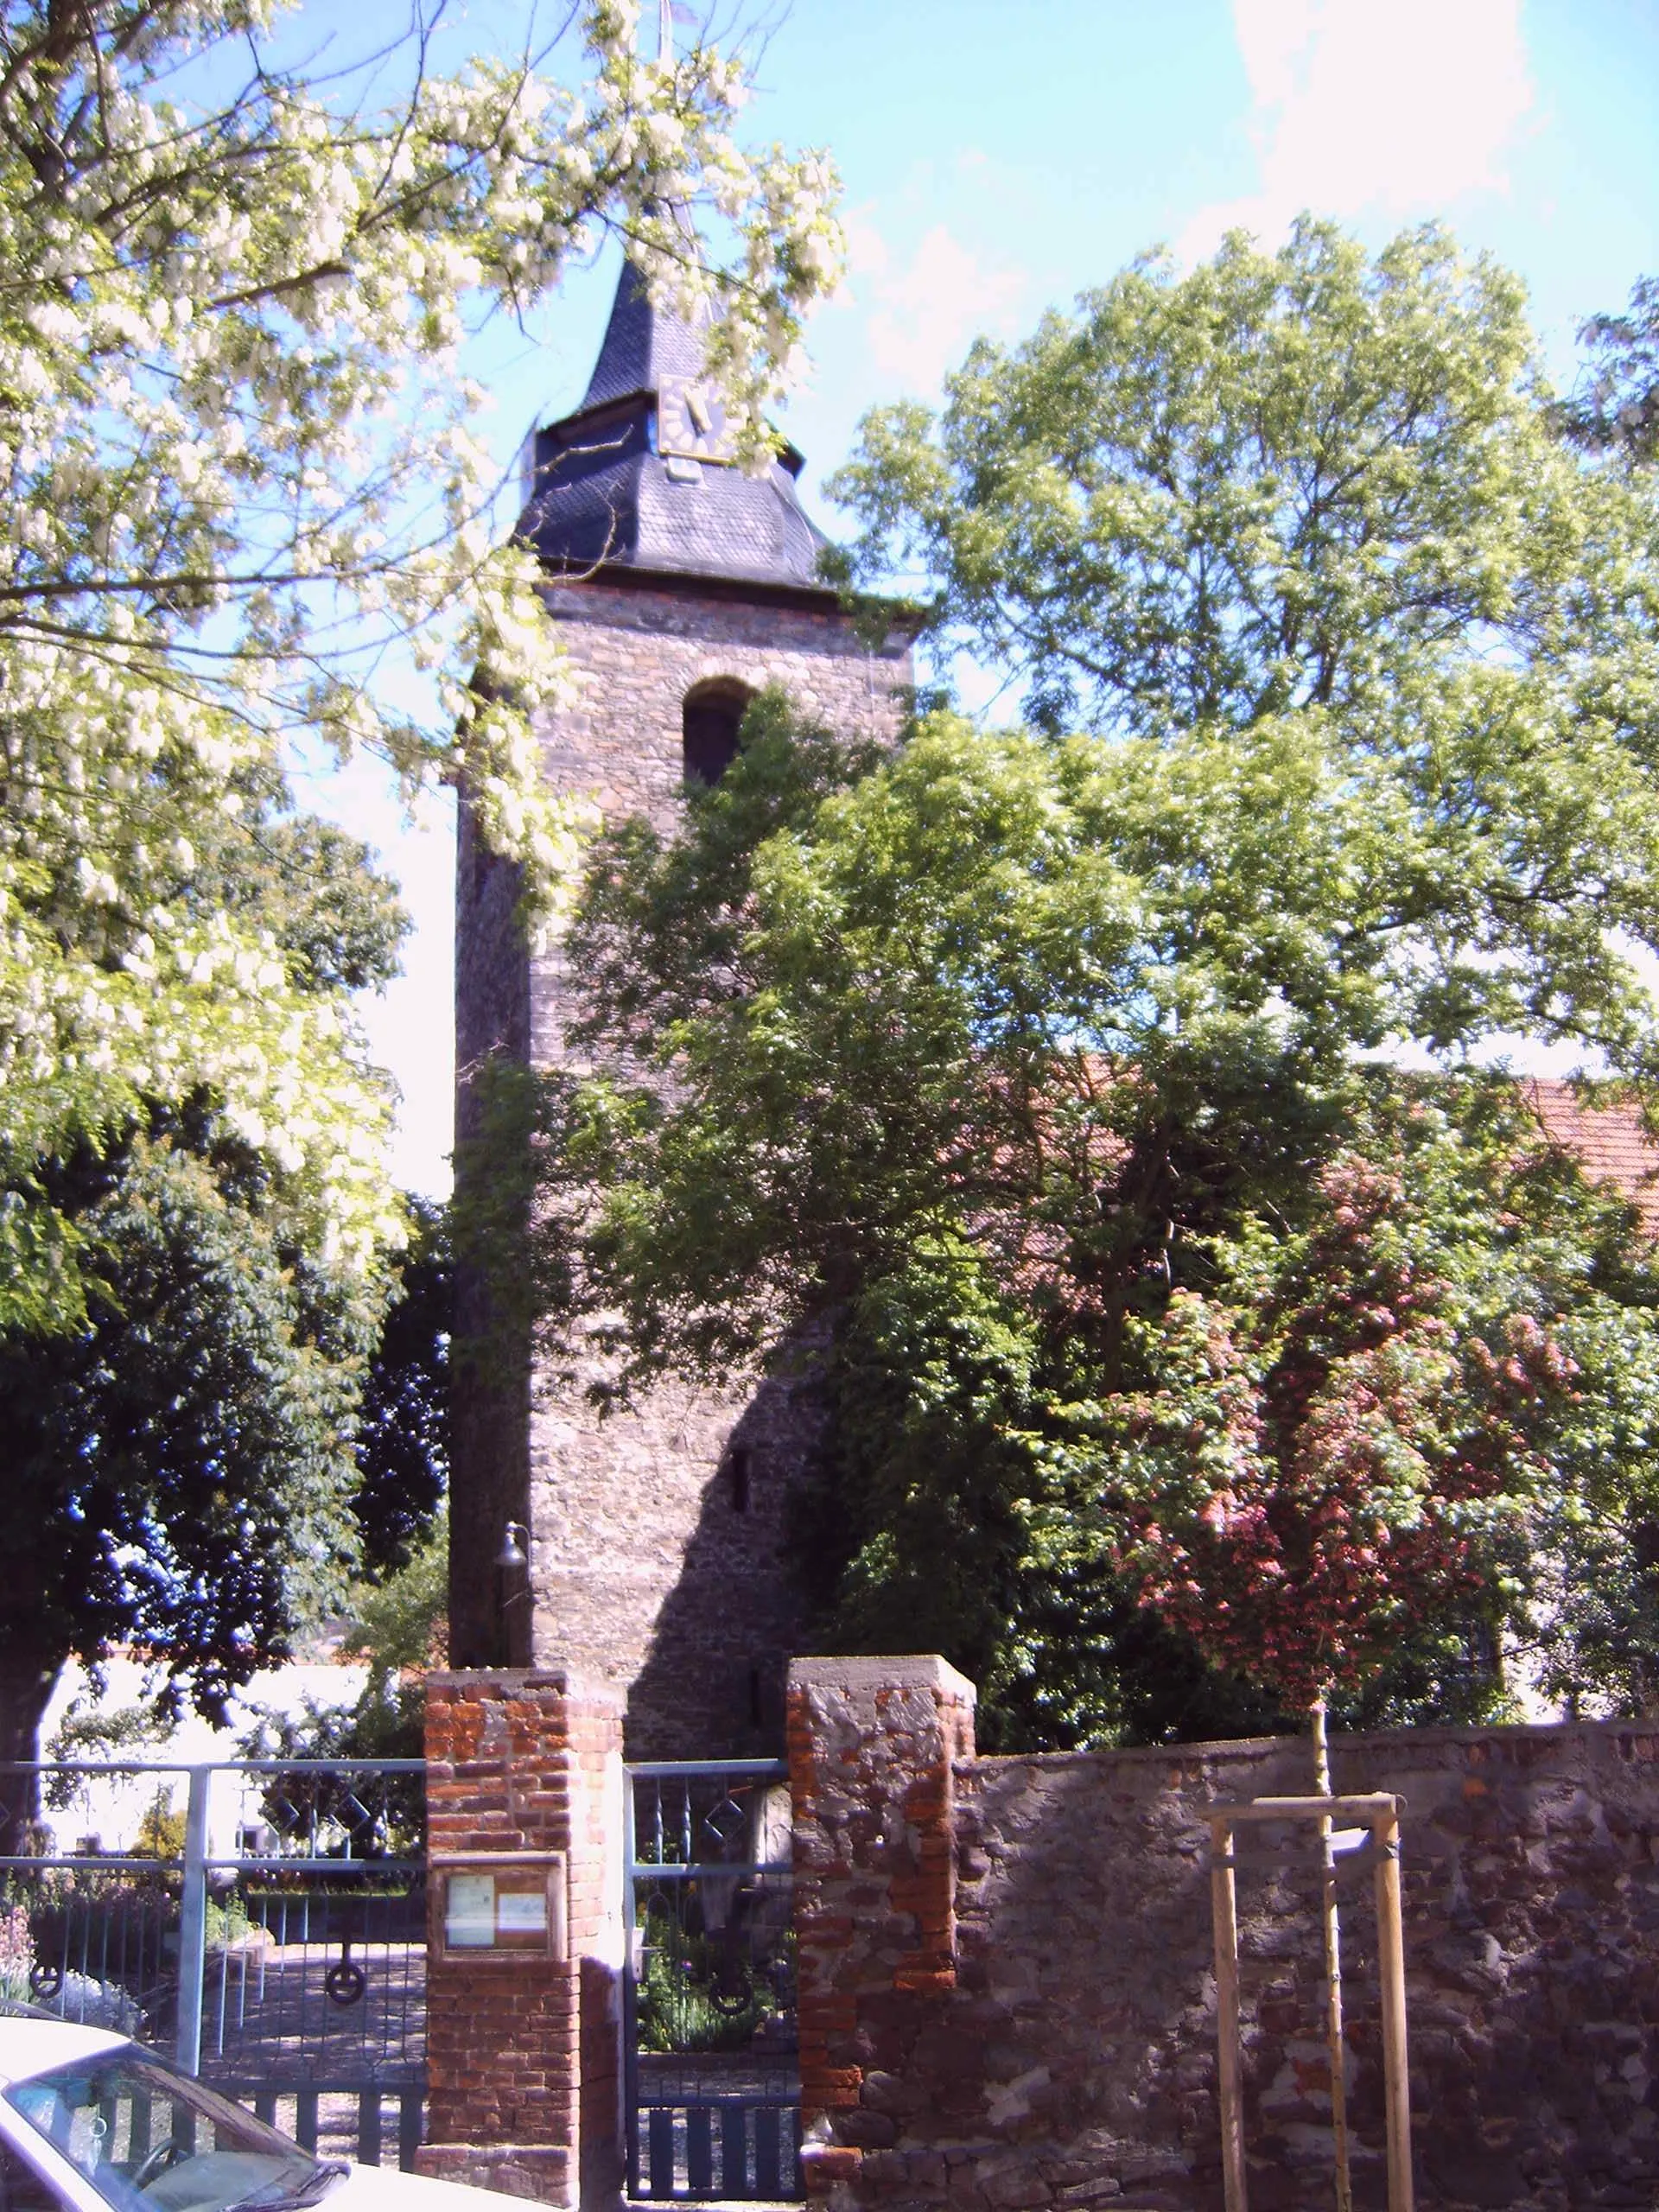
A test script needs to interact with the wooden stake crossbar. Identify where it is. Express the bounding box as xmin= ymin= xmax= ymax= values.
xmin=1218 ymin=1793 xmax=1400 ymax=1822
xmin=1208 ymin=1795 xmax=1414 ymax=2212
